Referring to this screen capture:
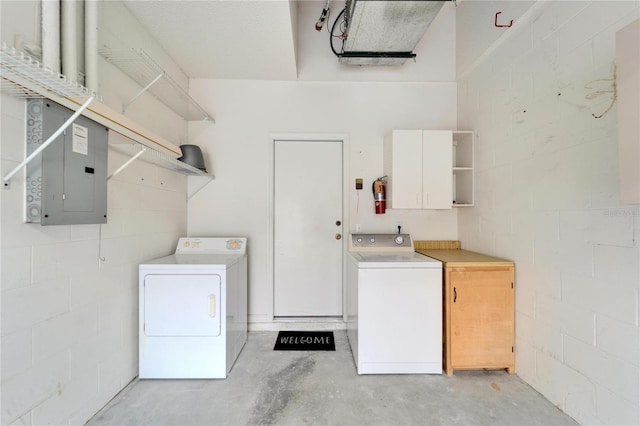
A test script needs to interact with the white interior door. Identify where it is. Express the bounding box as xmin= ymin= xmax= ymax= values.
xmin=274 ymin=140 xmax=343 ymax=317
